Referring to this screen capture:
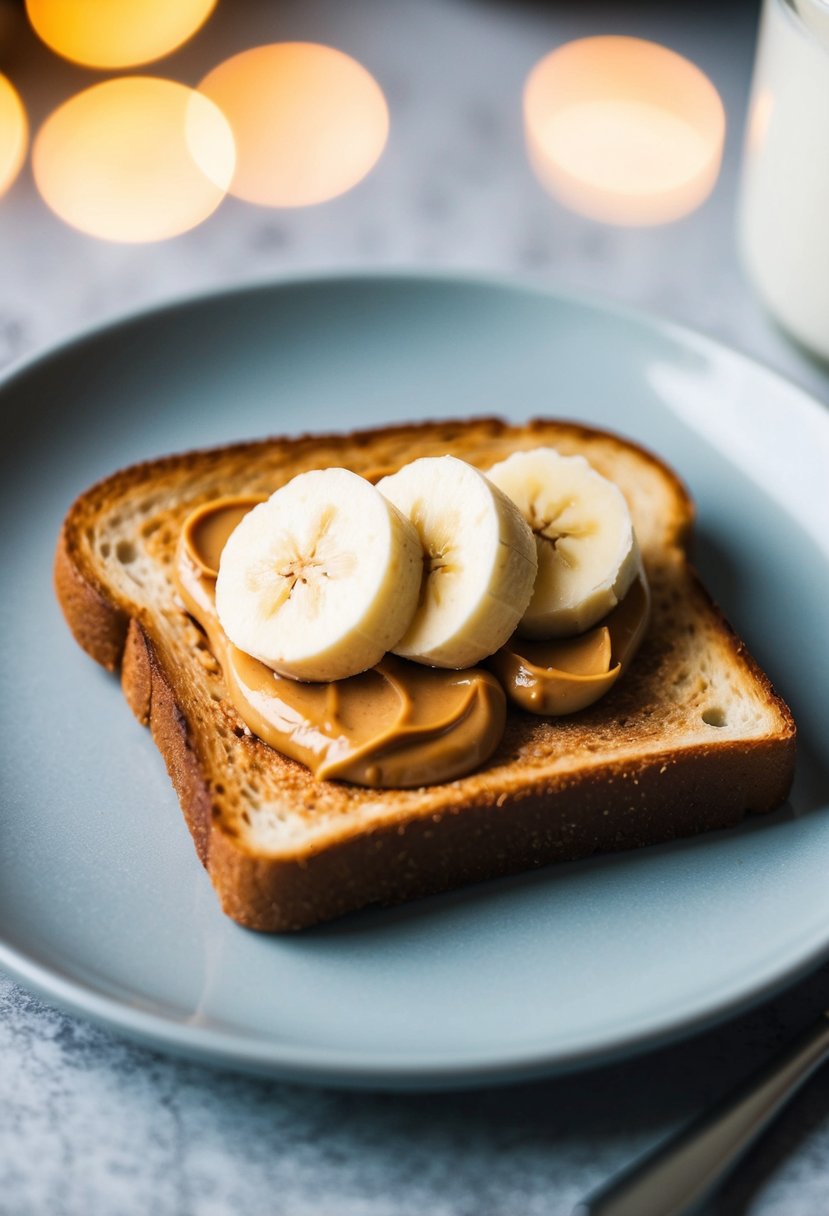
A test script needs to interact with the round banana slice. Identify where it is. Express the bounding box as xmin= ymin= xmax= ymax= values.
xmin=215 ymin=468 xmax=422 ymax=682
xmin=377 ymin=455 xmax=537 ymax=668
xmin=487 ymin=448 xmax=640 ymax=638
